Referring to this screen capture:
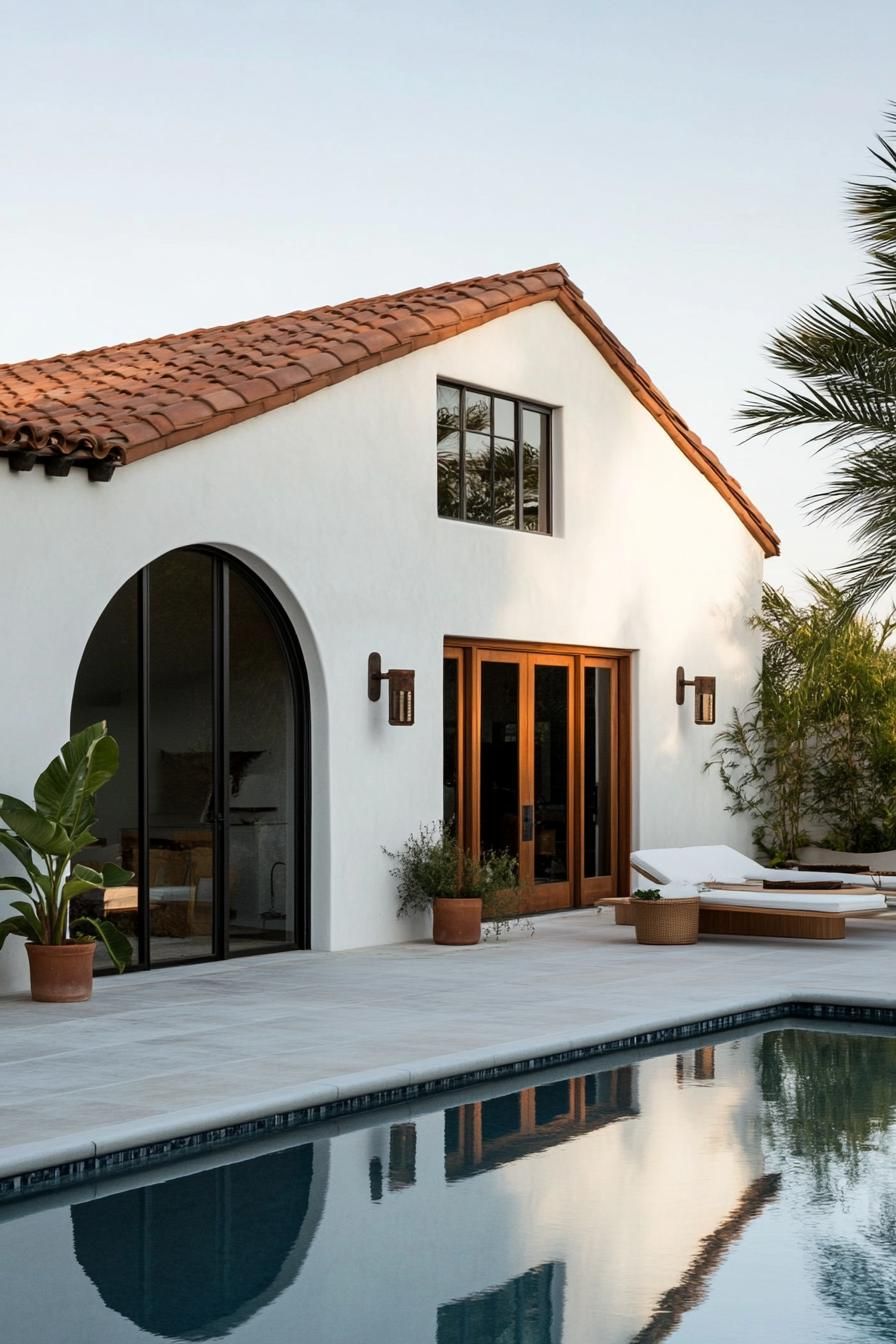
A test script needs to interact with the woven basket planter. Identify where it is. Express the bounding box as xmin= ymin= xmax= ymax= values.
xmin=632 ymin=897 xmax=699 ymax=946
